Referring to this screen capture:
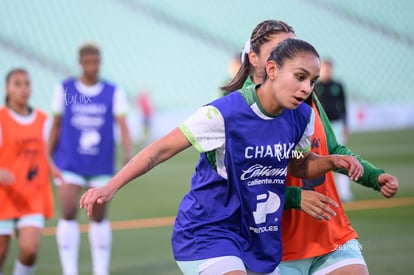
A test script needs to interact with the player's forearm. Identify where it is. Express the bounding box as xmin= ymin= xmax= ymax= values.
xmin=108 ymin=146 xmax=162 ymax=192
xmin=333 ymin=144 xmax=383 ymax=191
xmin=316 ymin=95 xmax=382 ymax=190
xmin=289 ymin=153 xmax=338 ymax=179
xmin=109 ymin=127 xmax=191 ymax=191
